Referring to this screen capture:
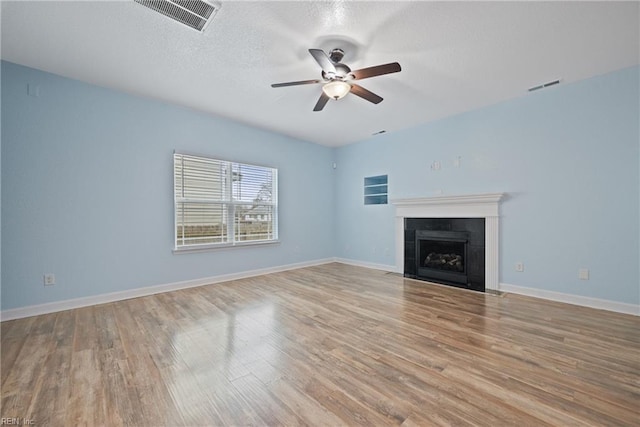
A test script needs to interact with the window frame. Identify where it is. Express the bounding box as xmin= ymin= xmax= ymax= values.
xmin=173 ymin=152 xmax=279 ymax=253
